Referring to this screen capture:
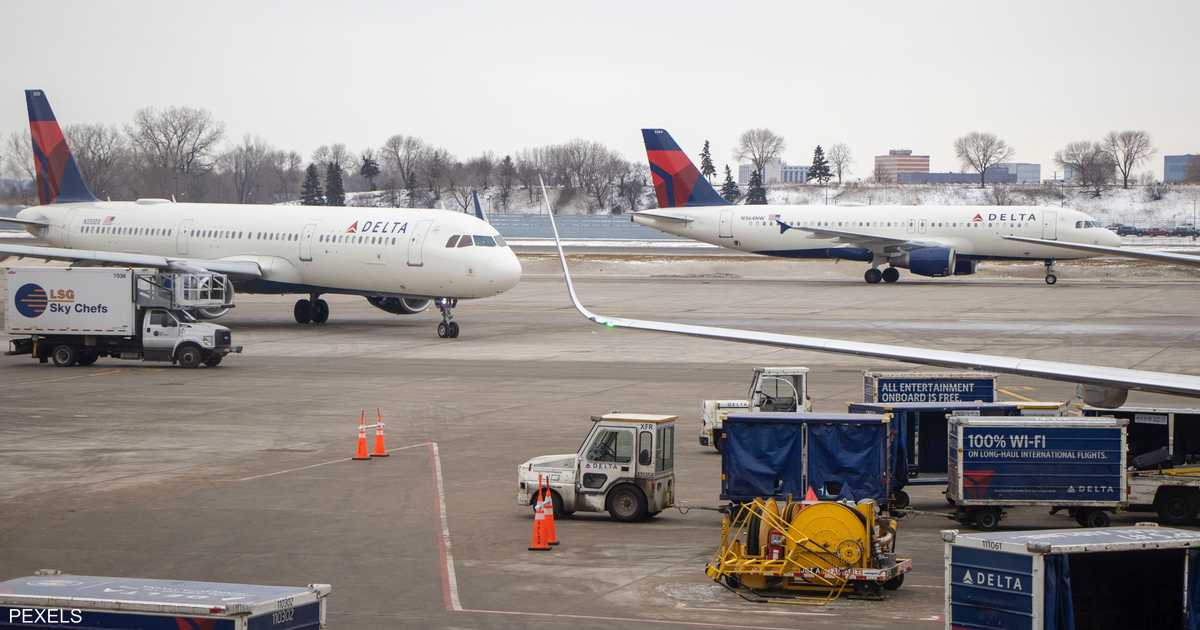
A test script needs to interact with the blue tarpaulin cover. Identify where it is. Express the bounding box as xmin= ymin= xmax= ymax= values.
xmin=721 ymin=413 xmax=890 ymax=502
